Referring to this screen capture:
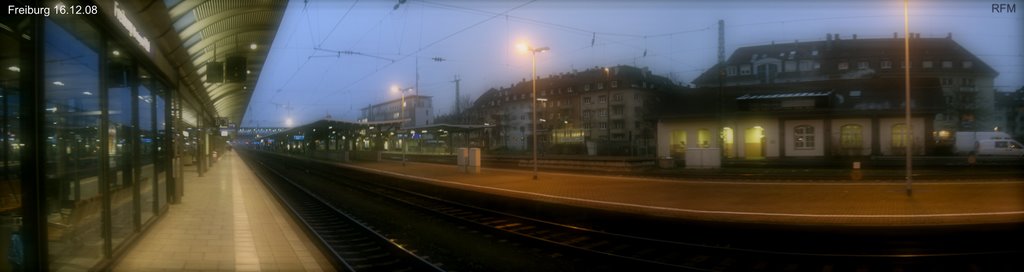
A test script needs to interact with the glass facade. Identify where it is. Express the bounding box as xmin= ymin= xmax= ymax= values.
xmin=0 ymin=11 xmax=176 ymax=271
xmin=0 ymin=12 xmax=26 ymax=272
xmin=44 ymin=17 xmax=105 ymax=268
